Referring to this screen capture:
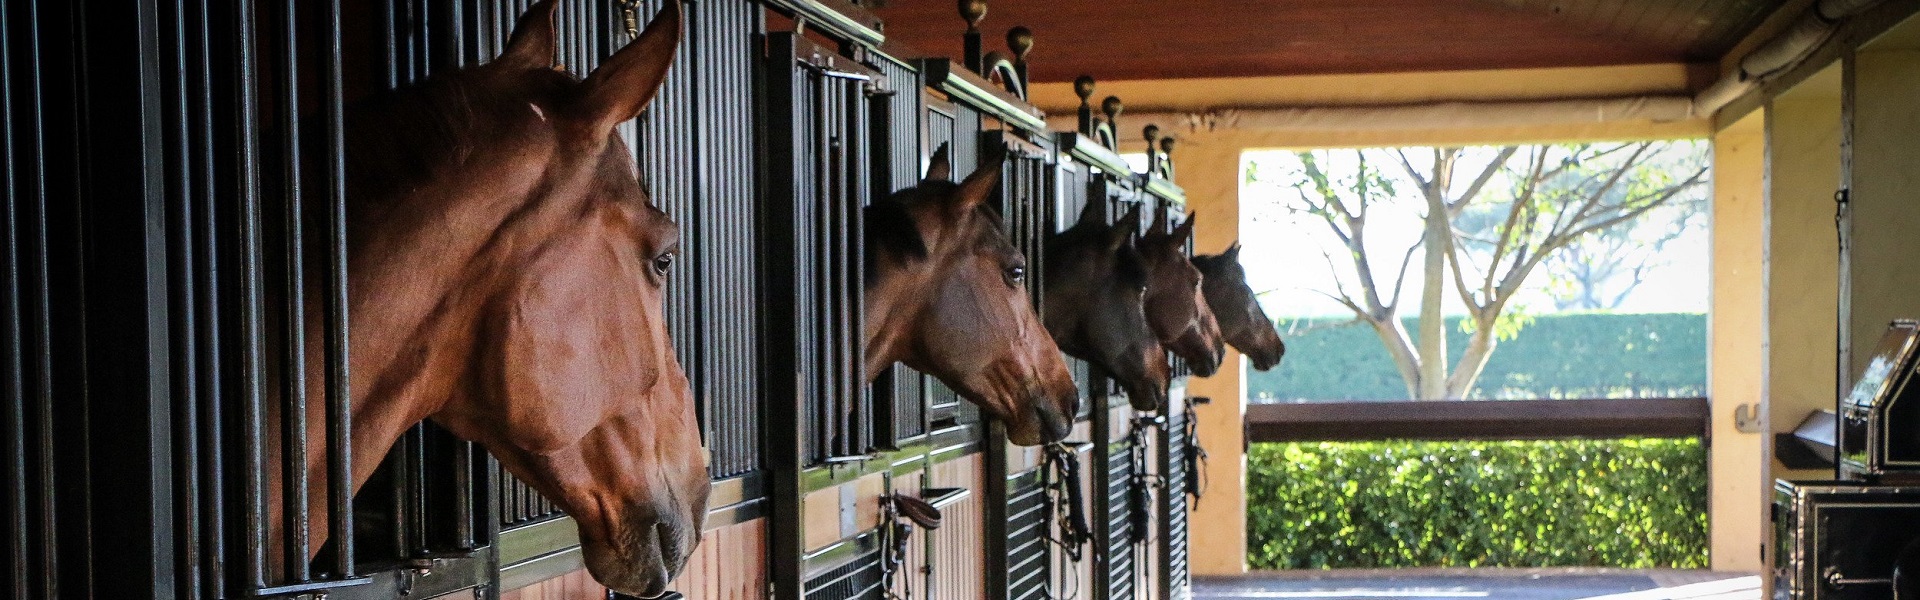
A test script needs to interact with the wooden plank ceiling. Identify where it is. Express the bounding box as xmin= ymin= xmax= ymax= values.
xmin=868 ymin=0 xmax=1786 ymax=83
